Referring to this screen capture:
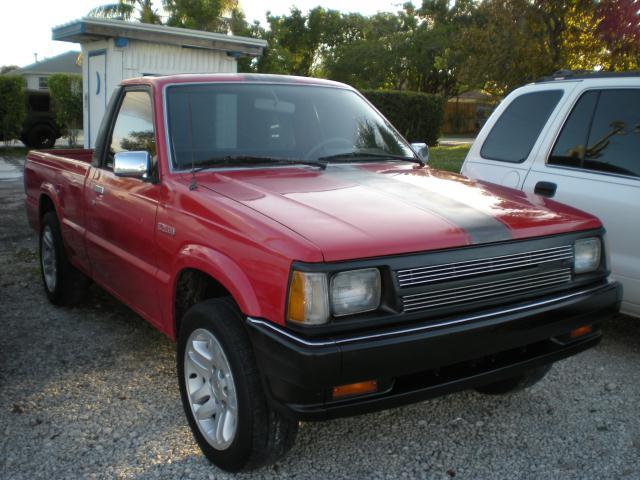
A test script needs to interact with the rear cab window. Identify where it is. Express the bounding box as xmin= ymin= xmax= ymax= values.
xmin=549 ymin=89 xmax=640 ymax=178
xmin=481 ymin=90 xmax=563 ymax=163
